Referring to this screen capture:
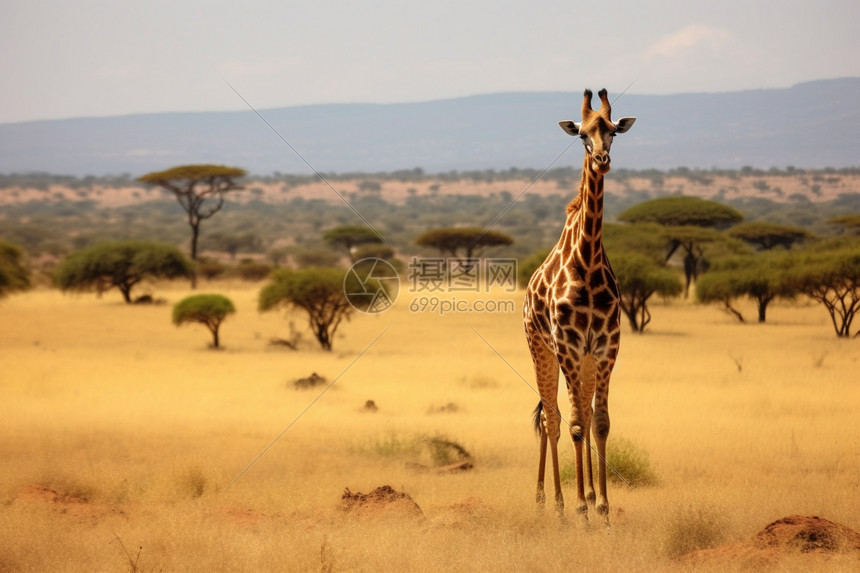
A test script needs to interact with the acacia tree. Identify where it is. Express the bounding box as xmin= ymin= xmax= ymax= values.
xmin=323 ymin=225 xmax=384 ymax=261
xmin=726 ymin=222 xmax=811 ymax=250
xmin=416 ymin=227 xmax=513 ymax=270
xmin=828 ymin=214 xmax=860 ymax=235
xmin=619 ymin=198 xmax=744 ymax=297
xmin=137 ymin=164 xmax=246 ymax=262
xmin=54 ymin=241 xmax=194 ymax=303
xmin=696 ymin=252 xmax=796 ymax=323
xmin=0 ymin=240 xmax=30 ymax=299
xmin=173 ymin=294 xmax=235 ymax=349
xmin=617 ymin=196 xmax=744 ymax=229
xmin=206 ymin=232 xmax=263 ymax=261
xmin=258 ymin=267 xmax=353 ymax=350
xmin=787 ymin=245 xmax=860 ymax=338
xmin=611 ymin=252 xmax=683 ymax=332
